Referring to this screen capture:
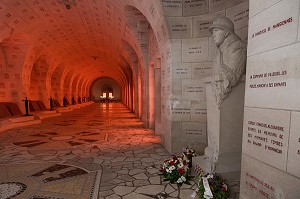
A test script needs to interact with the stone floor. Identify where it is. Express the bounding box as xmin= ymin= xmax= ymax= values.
xmin=0 ymin=103 xmax=205 ymax=199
